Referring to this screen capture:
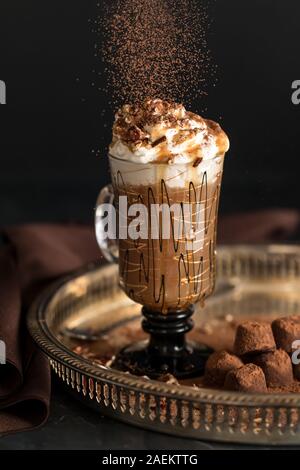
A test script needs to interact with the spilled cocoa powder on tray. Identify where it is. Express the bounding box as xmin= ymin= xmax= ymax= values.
xmin=71 ymin=315 xmax=300 ymax=394
xmin=96 ymin=0 xmax=215 ymax=107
